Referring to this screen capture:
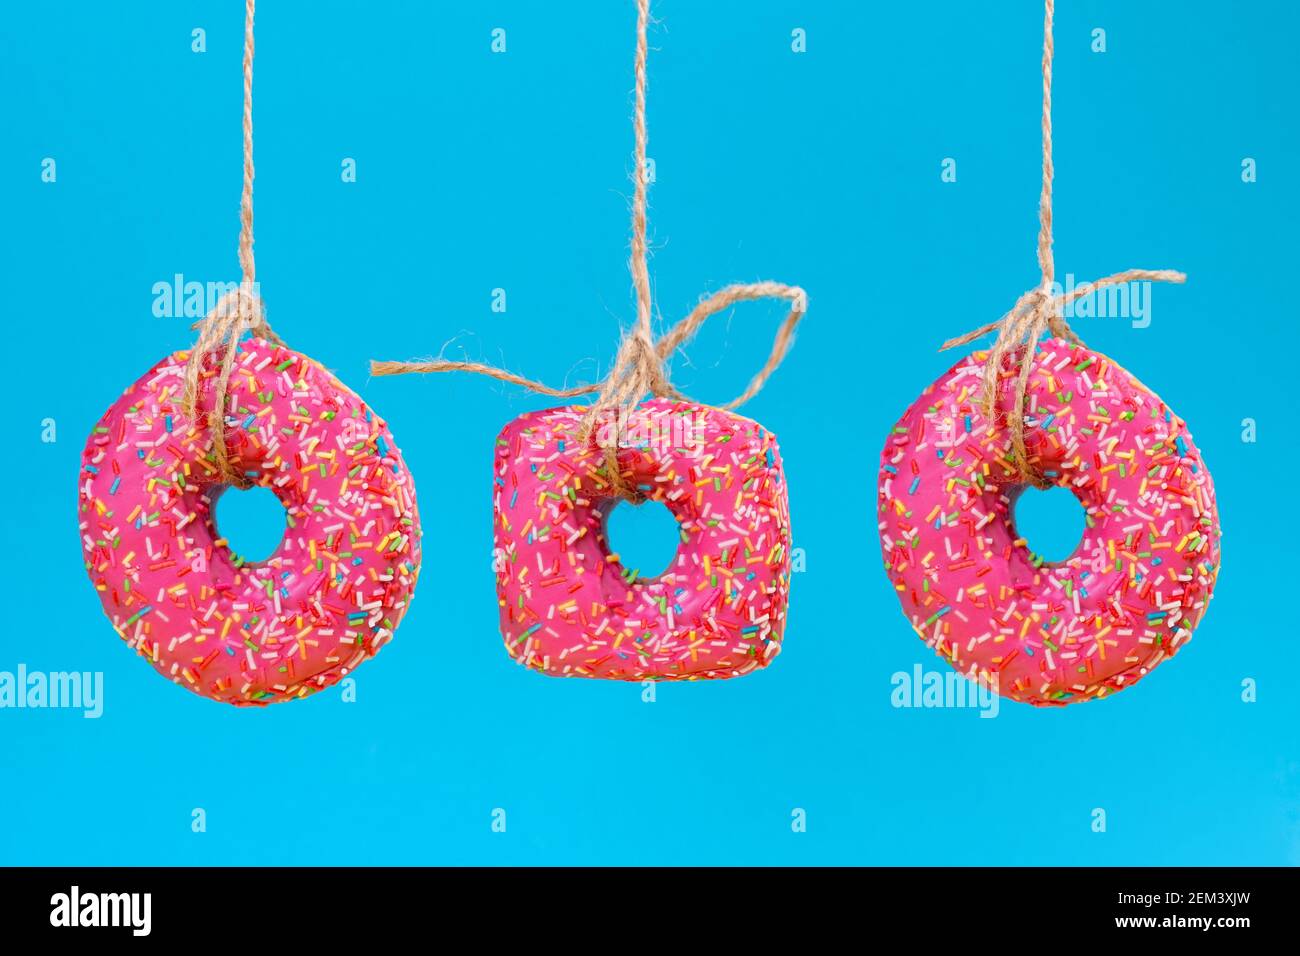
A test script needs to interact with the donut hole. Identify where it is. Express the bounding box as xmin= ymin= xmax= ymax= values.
xmin=211 ymin=484 xmax=289 ymax=565
xmin=1011 ymin=485 xmax=1086 ymax=565
xmin=601 ymin=498 xmax=684 ymax=583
